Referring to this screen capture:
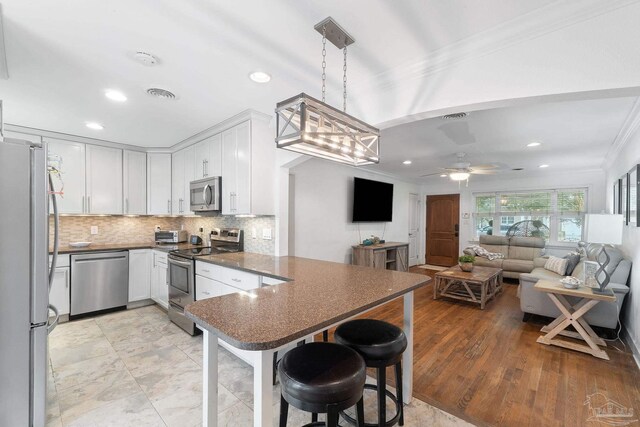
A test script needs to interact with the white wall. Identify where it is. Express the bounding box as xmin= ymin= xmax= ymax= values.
xmin=605 ymin=133 xmax=640 ymax=364
xmin=421 ymin=169 xmax=606 ymax=257
xmin=291 ymin=159 xmax=419 ymax=264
